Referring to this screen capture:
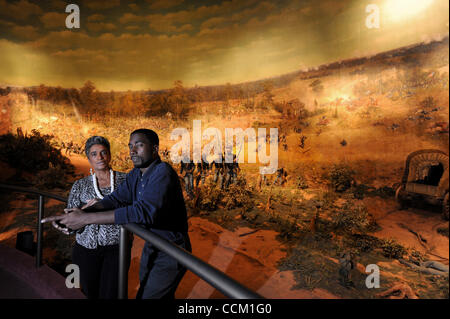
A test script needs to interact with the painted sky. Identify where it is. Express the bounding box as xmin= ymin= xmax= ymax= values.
xmin=0 ymin=0 xmax=448 ymax=91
